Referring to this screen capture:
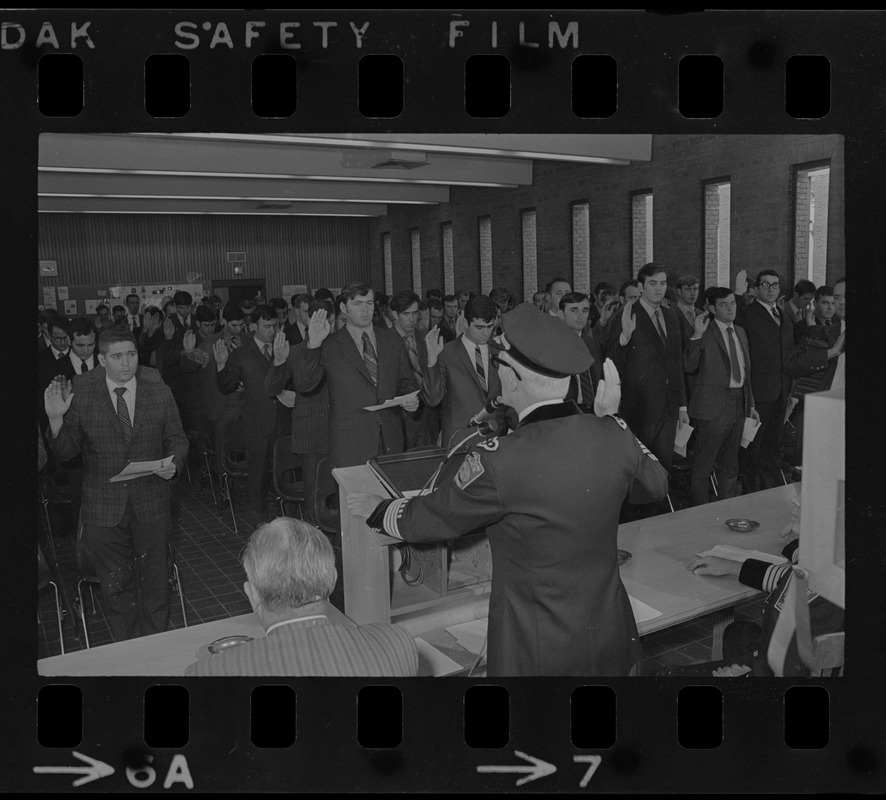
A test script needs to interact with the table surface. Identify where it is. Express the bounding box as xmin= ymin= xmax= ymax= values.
xmin=37 ymin=485 xmax=797 ymax=676
xmin=617 ymin=484 xmax=797 ymax=634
